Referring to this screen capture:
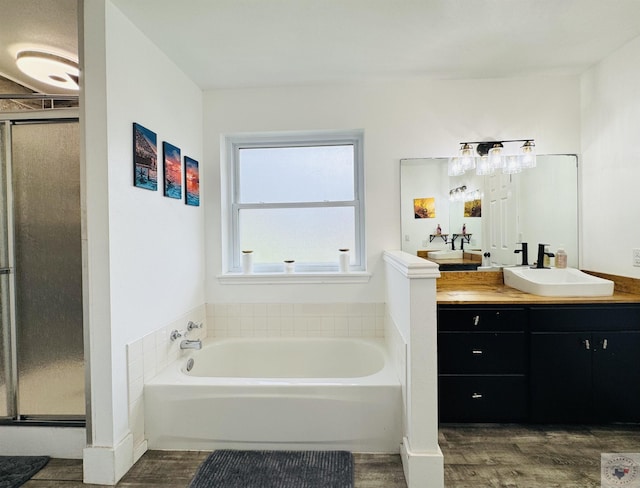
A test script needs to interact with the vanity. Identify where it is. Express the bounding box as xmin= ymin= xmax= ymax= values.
xmin=437 ymin=271 xmax=640 ymax=424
